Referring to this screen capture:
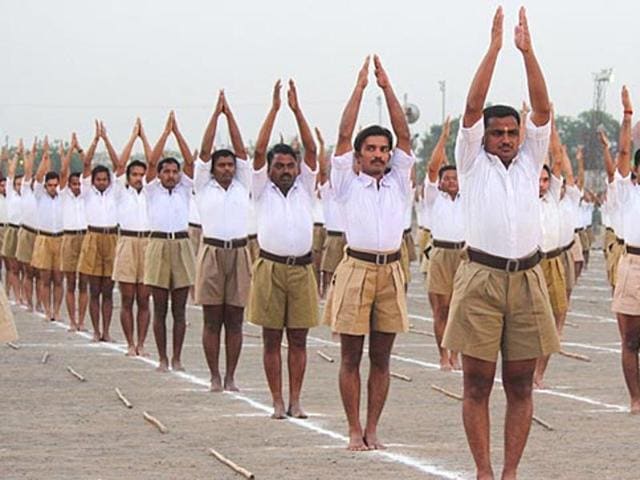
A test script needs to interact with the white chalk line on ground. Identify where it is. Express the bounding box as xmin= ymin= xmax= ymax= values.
xmin=38 ymin=314 xmax=467 ymax=480
xmin=563 ymin=342 xmax=620 ymax=354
